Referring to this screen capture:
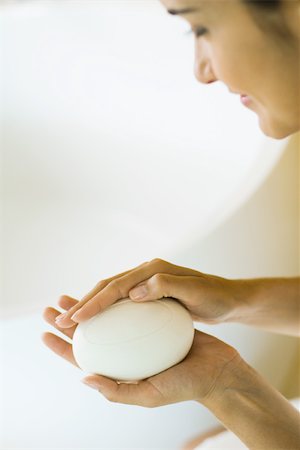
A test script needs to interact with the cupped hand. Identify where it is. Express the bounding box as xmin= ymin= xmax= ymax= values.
xmin=42 ymin=296 xmax=240 ymax=407
xmin=82 ymin=331 xmax=240 ymax=407
xmin=55 ymin=259 xmax=239 ymax=328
